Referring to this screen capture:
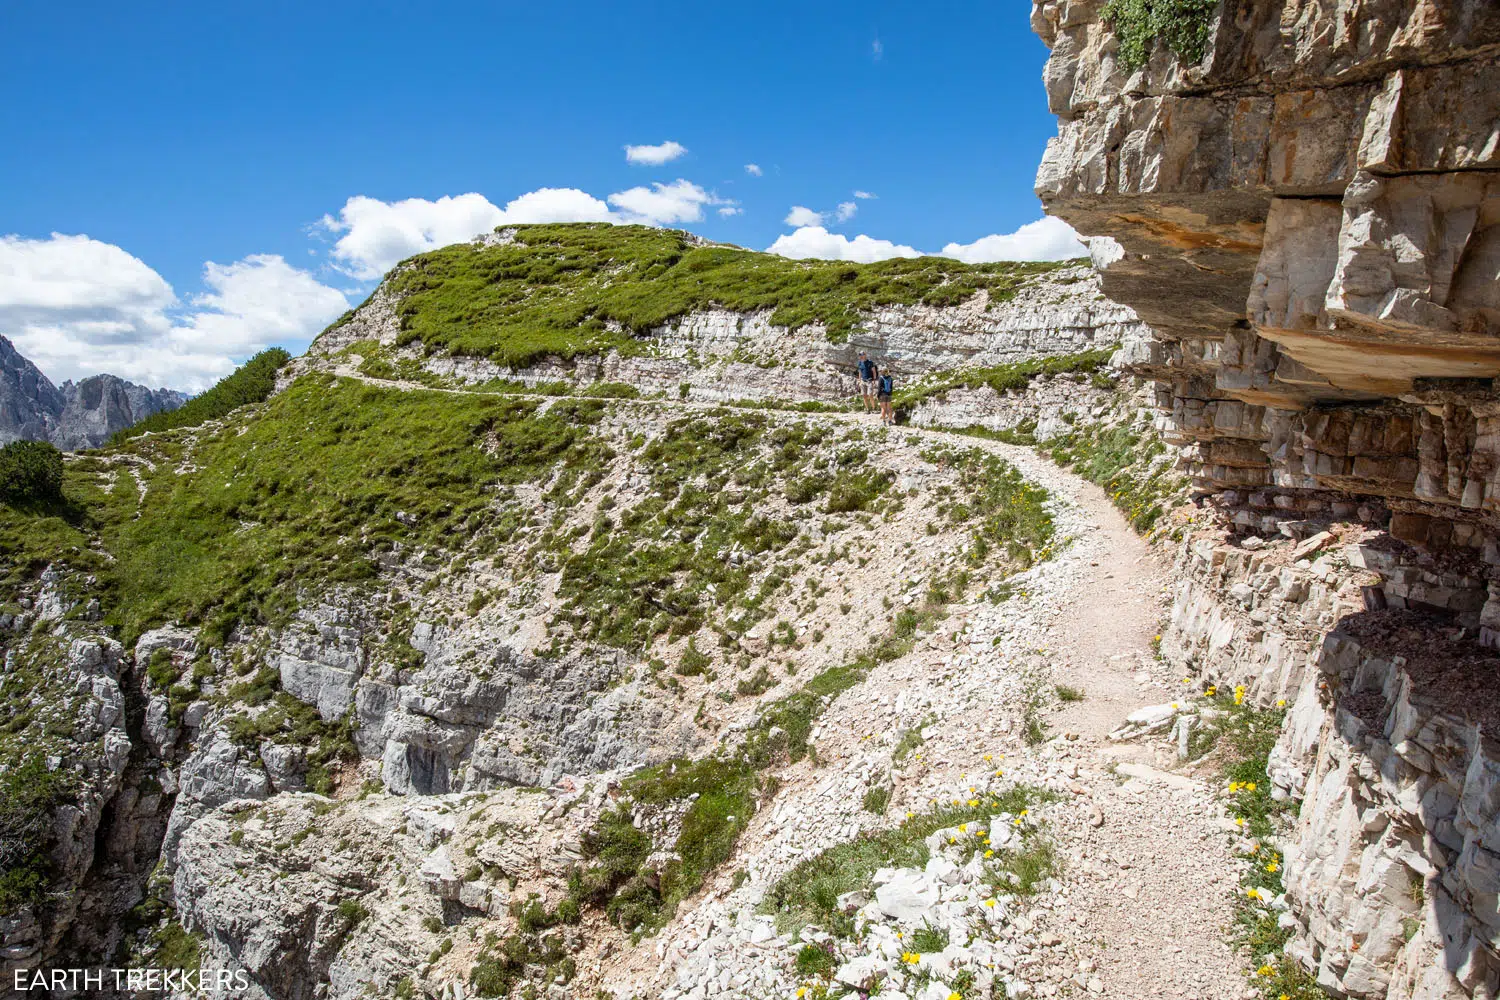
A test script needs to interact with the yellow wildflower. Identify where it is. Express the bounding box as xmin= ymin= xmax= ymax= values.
xmin=984 ymin=898 xmax=997 ymax=908
xmin=1257 ymin=964 xmax=1274 ymax=977
xmin=985 ymin=849 xmax=994 ymax=858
